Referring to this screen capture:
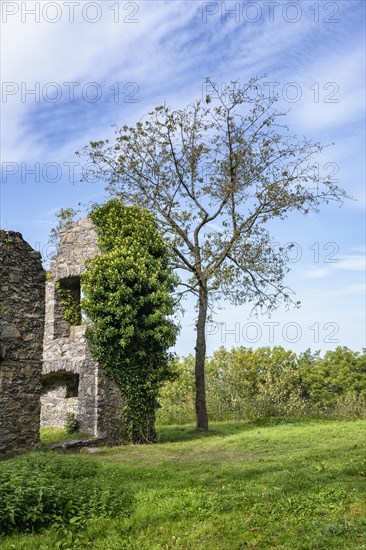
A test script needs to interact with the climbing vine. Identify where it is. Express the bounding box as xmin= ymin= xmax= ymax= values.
xmin=81 ymin=199 xmax=179 ymax=443
xmin=55 ymin=281 xmax=82 ymax=326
